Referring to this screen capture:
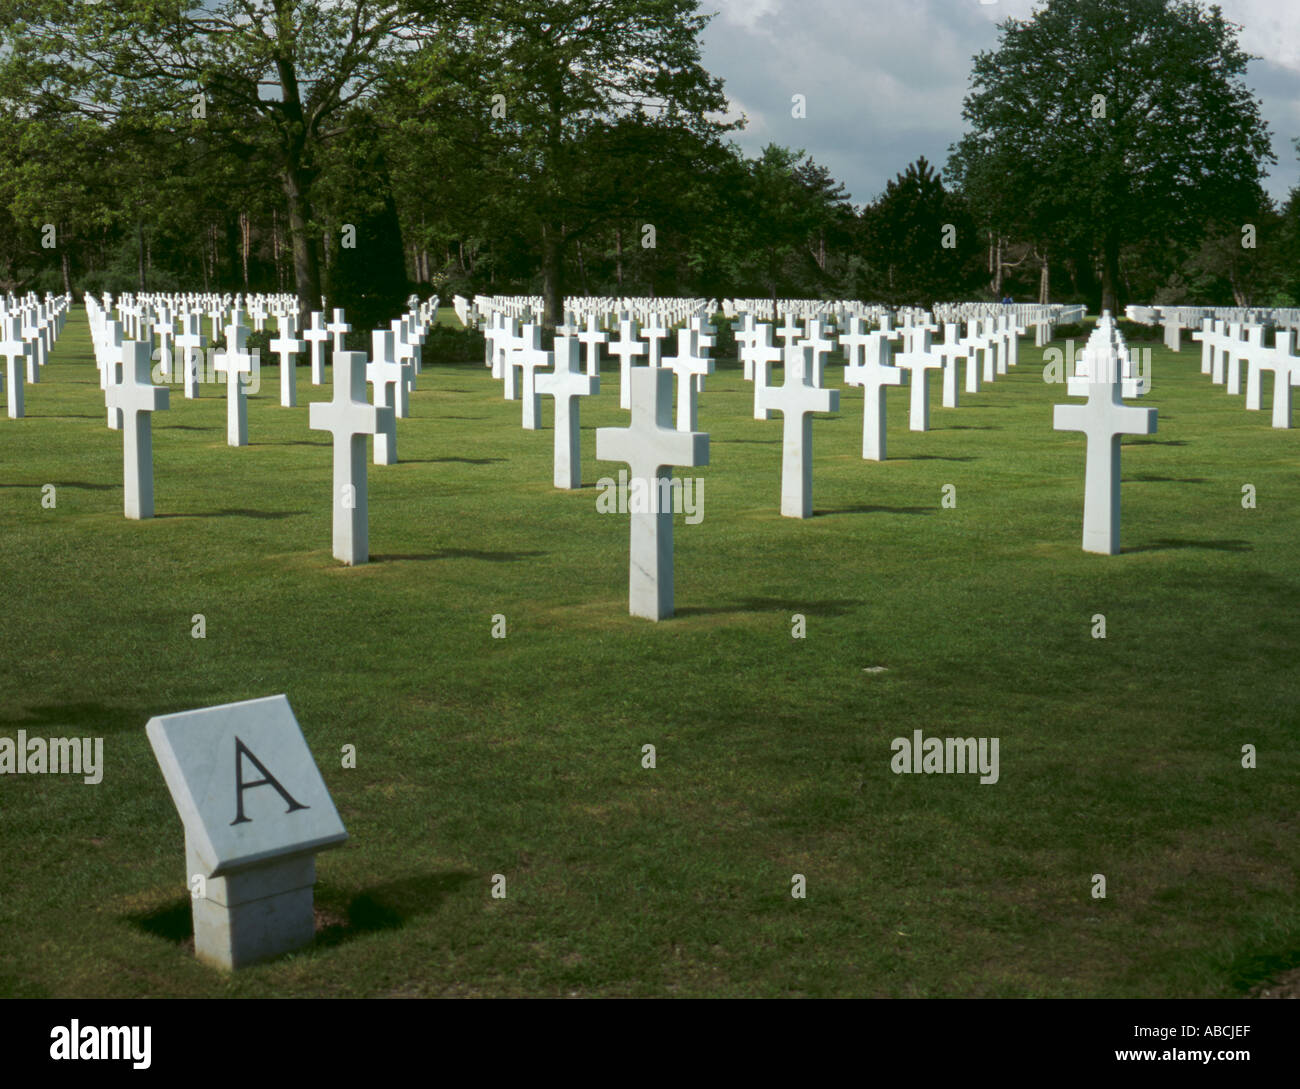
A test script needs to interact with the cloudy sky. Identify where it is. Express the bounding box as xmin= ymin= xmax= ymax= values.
xmin=699 ymin=0 xmax=1300 ymax=208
